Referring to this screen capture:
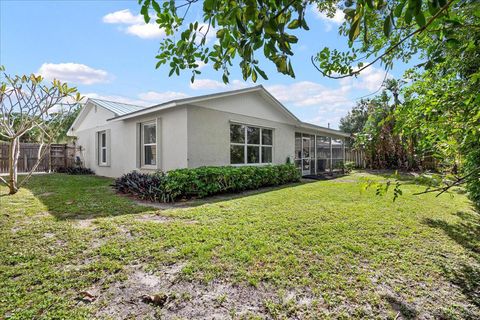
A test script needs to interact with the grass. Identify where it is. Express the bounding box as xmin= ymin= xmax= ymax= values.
xmin=0 ymin=172 xmax=479 ymax=319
